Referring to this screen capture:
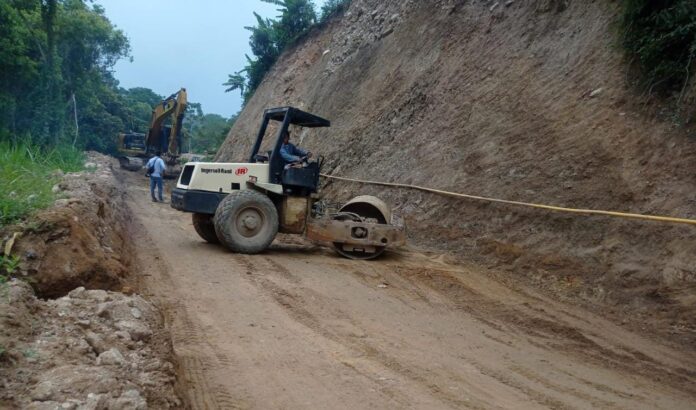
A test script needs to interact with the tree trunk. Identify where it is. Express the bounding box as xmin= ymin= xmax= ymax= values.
xmin=41 ymin=0 xmax=62 ymax=144
xmin=71 ymin=92 xmax=79 ymax=147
